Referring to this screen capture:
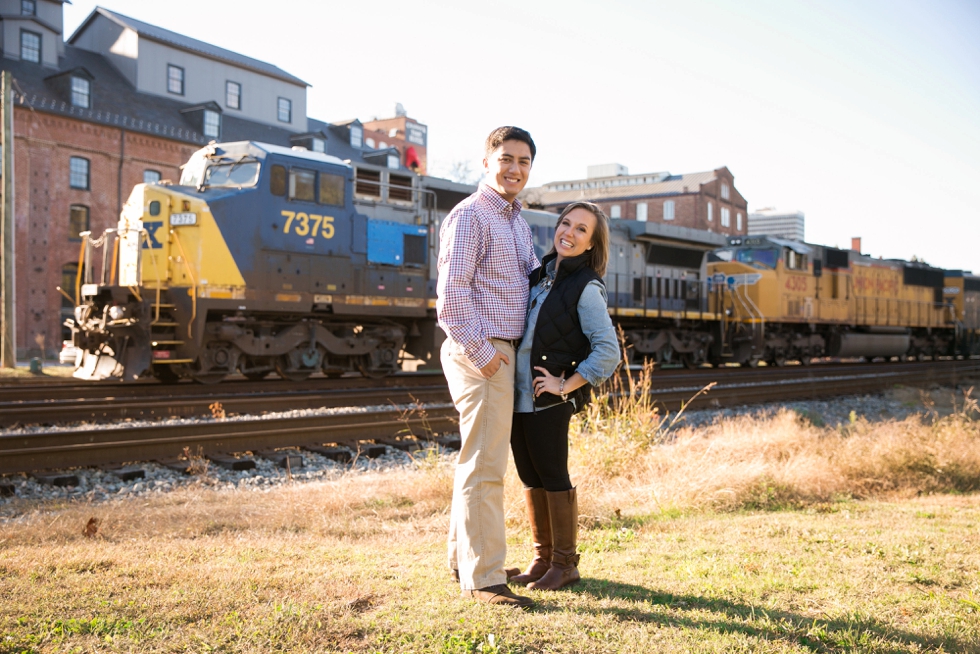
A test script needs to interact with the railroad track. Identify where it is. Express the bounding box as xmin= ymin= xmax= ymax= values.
xmin=1 ymin=359 xmax=978 ymax=476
